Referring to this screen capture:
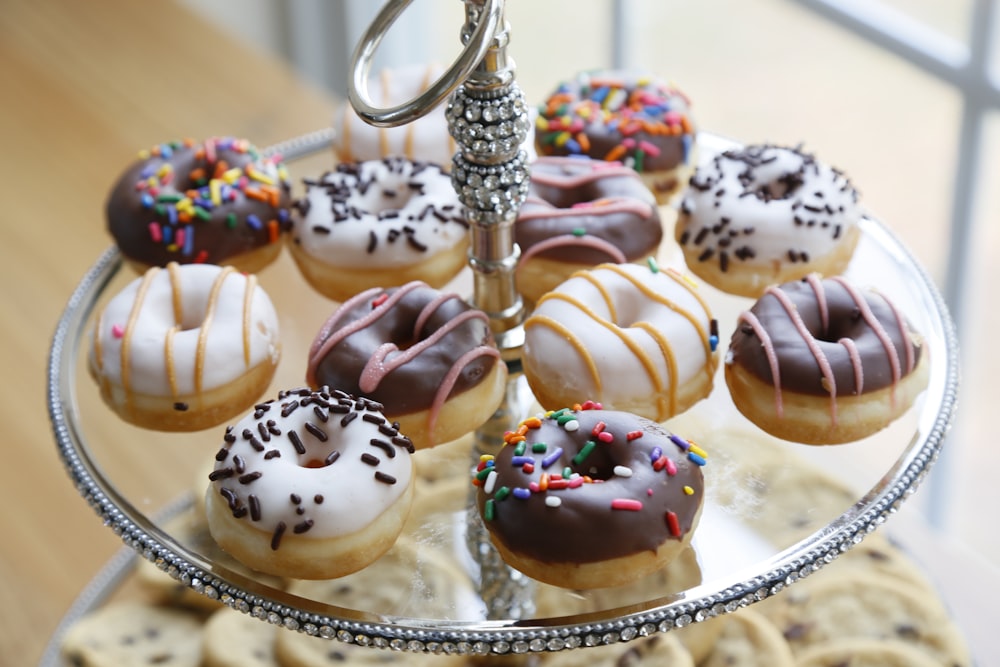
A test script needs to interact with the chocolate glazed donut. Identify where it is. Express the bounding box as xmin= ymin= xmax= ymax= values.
xmin=306 ymin=281 xmax=505 ymax=449
xmin=725 ymin=274 xmax=927 ymax=444
xmin=516 ymin=156 xmax=662 ymax=265
xmin=474 ymin=403 xmax=706 ymax=589
xmin=106 ymin=137 xmax=292 ymax=272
